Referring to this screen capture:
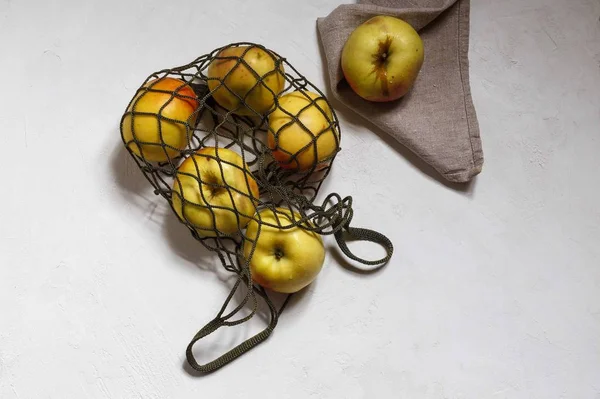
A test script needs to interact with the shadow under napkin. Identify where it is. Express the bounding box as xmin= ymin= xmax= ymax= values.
xmin=317 ymin=0 xmax=483 ymax=183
